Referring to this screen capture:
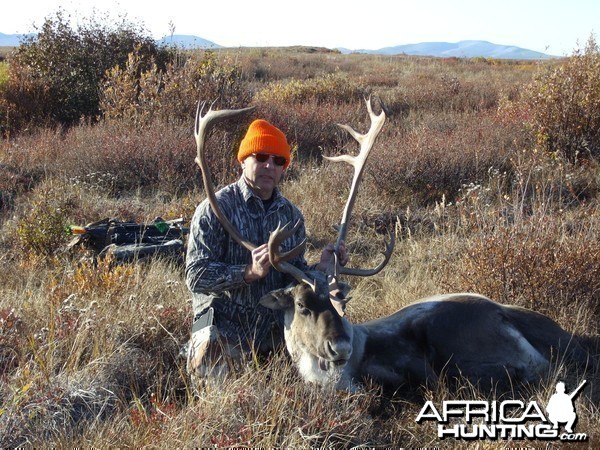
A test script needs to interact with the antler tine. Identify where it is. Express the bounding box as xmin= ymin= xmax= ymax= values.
xmin=323 ymin=97 xmax=388 ymax=300
xmin=339 ymin=231 xmax=395 ymax=277
xmin=269 ymin=221 xmax=307 ymax=262
xmin=194 ymin=100 xmax=256 ymax=252
xmin=268 ymin=222 xmax=315 ymax=291
xmin=323 ymin=96 xmax=386 ymax=250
